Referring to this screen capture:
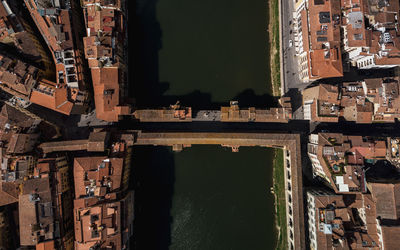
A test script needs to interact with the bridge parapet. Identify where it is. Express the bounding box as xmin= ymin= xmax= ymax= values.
xmin=131 ymin=100 xmax=292 ymax=123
